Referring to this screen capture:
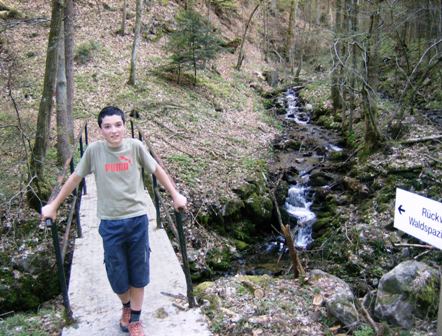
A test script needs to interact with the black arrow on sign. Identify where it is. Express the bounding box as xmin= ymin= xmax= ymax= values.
xmin=398 ymin=205 xmax=405 ymax=215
